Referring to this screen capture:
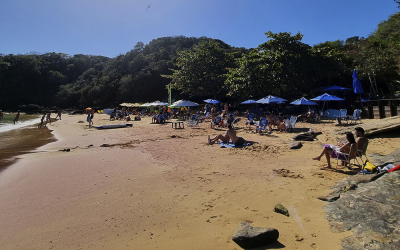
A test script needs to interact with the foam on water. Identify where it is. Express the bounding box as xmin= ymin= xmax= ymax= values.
xmin=0 ymin=114 xmax=41 ymax=133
